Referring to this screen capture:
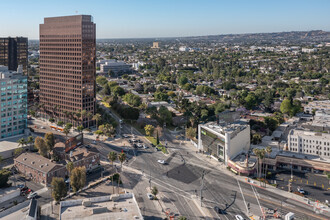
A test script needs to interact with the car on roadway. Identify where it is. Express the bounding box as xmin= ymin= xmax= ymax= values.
xmin=297 ymin=187 xmax=305 ymax=194
xmin=17 ymin=184 xmax=25 ymax=188
xmin=143 ymin=145 xmax=148 ymax=149
xmin=123 ymin=134 xmax=129 ymax=138
xmin=137 ymin=143 xmax=143 ymax=148
xmin=147 ymin=193 xmax=154 ymax=200
xmin=92 ymin=140 xmax=96 ymax=144
xmin=40 ymin=126 xmax=45 ymax=129
xmin=157 ymin=160 xmax=166 ymax=165
xmin=27 ymin=192 xmax=38 ymax=199
xmin=85 ymin=145 xmax=91 ymax=149
xmin=235 ymin=215 xmax=244 ymax=220
xmin=151 ymin=144 xmax=155 ymax=148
